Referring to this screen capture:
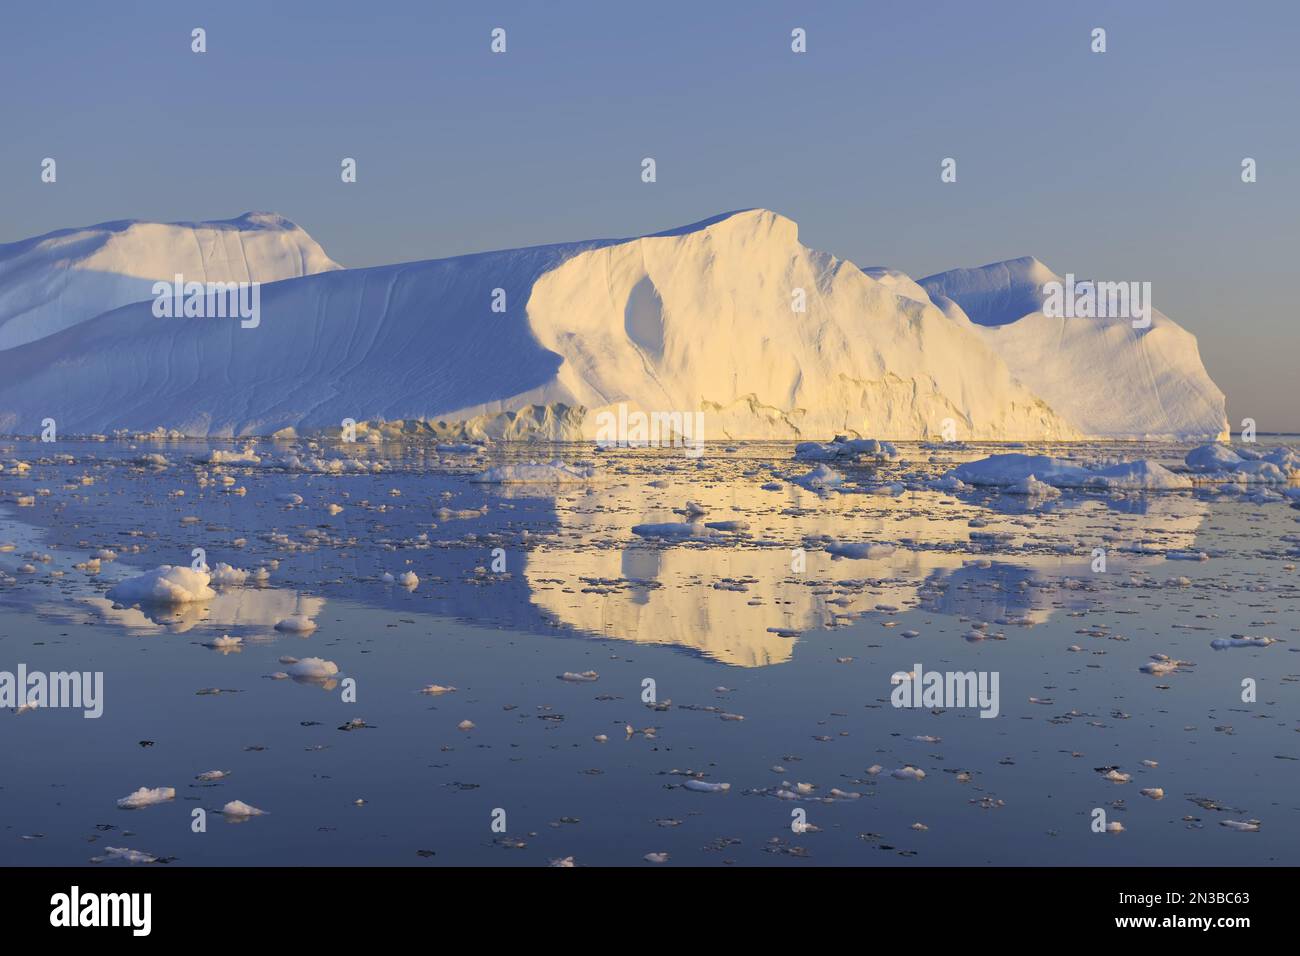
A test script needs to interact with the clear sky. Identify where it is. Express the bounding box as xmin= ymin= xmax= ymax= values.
xmin=2 ymin=0 xmax=1296 ymax=429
